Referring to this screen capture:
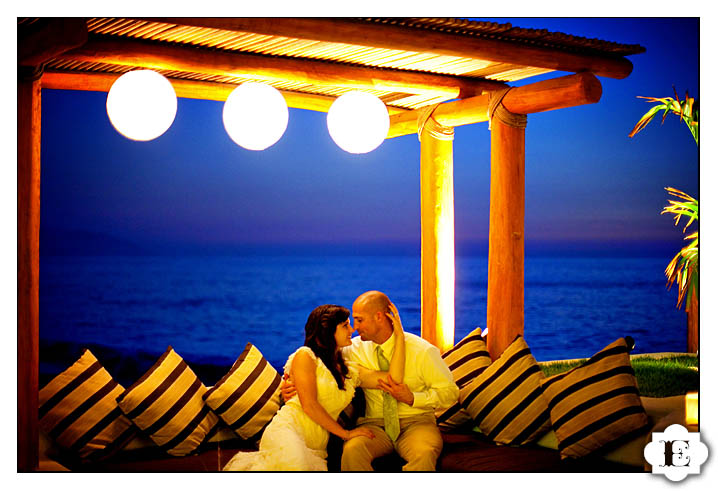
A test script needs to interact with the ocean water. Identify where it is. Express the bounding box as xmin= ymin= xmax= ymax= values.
xmin=39 ymin=254 xmax=687 ymax=381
